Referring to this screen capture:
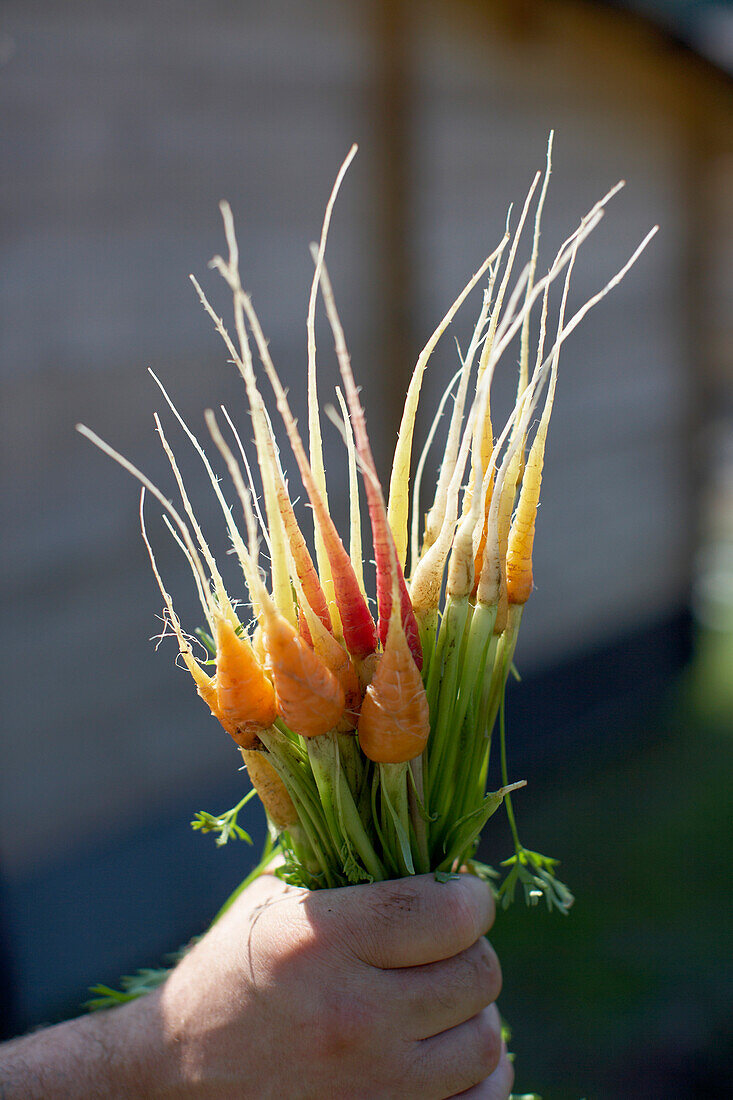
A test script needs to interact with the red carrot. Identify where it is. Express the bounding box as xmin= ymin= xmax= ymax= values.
xmin=314 ymin=252 xmax=422 ymax=669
